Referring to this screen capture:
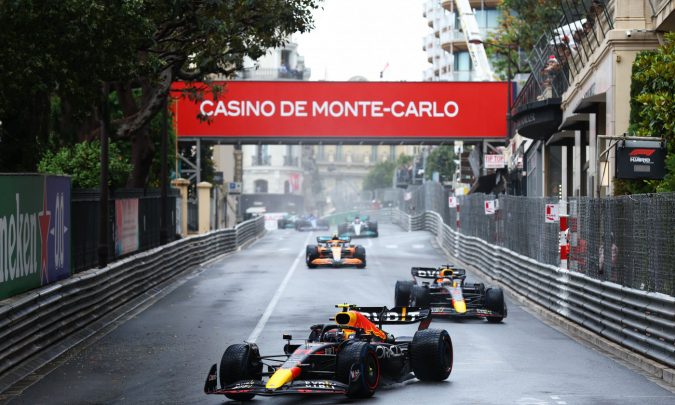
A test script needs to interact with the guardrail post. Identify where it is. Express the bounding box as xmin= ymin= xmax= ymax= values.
xmin=197 ymin=182 xmax=212 ymax=234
